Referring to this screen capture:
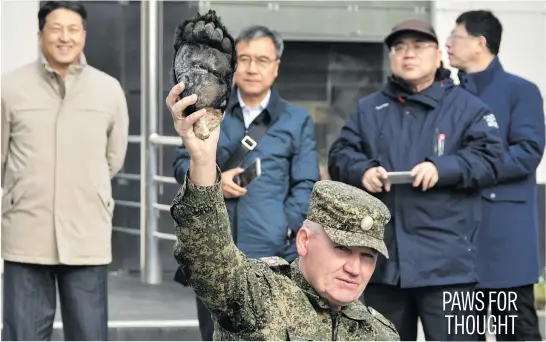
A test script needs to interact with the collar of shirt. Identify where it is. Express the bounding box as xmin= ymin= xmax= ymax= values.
xmin=237 ymin=88 xmax=271 ymax=128
xmin=39 ymin=52 xmax=88 ymax=76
